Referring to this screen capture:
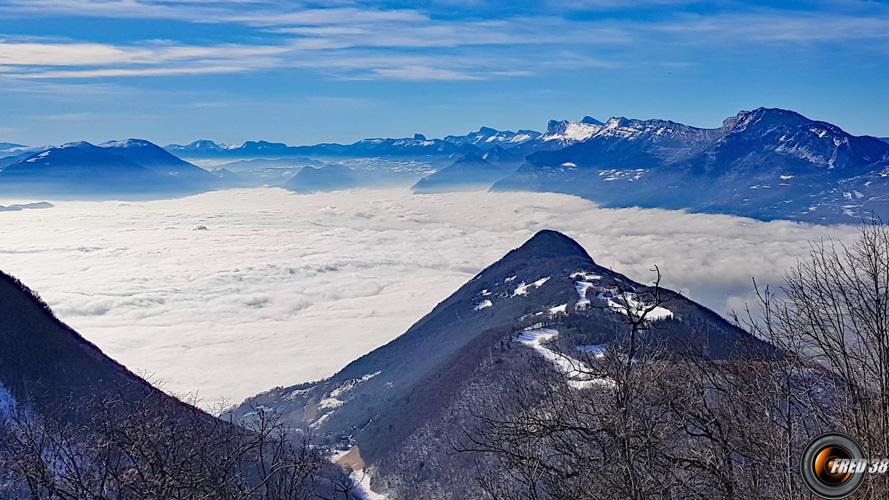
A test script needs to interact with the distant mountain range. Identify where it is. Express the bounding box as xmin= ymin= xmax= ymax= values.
xmin=162 ymin=109 xmax=889 ymax=223
xmin=164 ymin=121 xmax=604 ymax=161
xmin=0 ymin=139 xmax=219 ymax=197
xmin=3 ymin=108 xmax=887 ymax=222
xmin=227 ymin=230 xmax=770 ymax=498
